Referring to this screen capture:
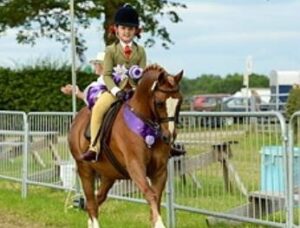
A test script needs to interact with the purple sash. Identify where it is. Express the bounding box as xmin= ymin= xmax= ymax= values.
xmin=123 ymin=105 xmax=158 ymax=148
